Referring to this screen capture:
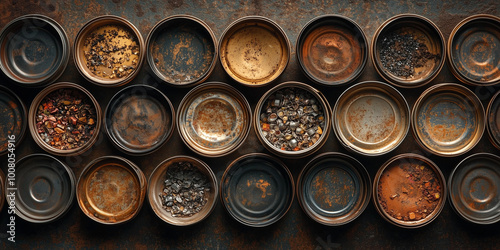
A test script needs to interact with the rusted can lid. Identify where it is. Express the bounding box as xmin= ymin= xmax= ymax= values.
xmin=0 ymin=86 xmax=26 ymax=155
xmin=0 ymin=14 xmax=70 ymax=87
xmin=487 ymin=90 xmax=500 ymax=149
xmin=448 ymin=153 xmax=500 ymax=224
xmin=412 ymin=83 xmax=485 ymax=157
xmin=333 ymin=81 xmax=410 ymax=156
xmin=219 ymin=16 xmax=290 ymax=86
xmin=177 ymin=82 xmax=251 ymax=157
xmin=146 ymin=15 xmax=217 ymax=87
xmin=448 ymin=15 xmax=500 ymax=86
xmin=77 ymin=156 xmax=146 ymax=225
xmin=105 ymin=84 xmax=175 ymax=155
xmin=297 ymin=152 xmax=371 ymax=226
xmin=297 ymin=15 xmax=368 ymax=86
xmin=220 ymin=153 xmax=294 ymax=227
xmin=12 ymin=154 xmax=76 ymax=223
